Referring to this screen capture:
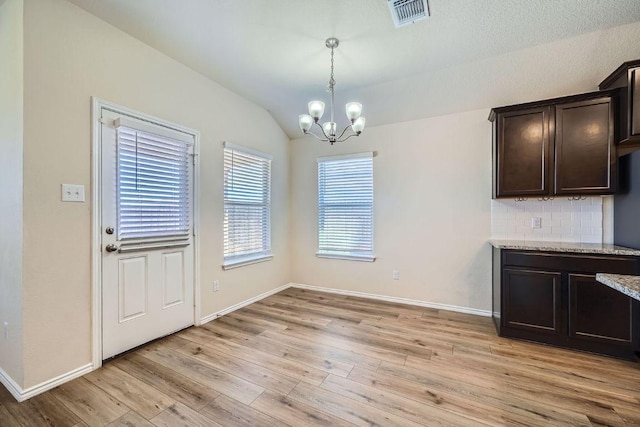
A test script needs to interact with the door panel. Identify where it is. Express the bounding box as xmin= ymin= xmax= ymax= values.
xmin=503 ymin=268 xmax=562 ymax=334
xmin=101 ymin=108 xmax=195 ymax=359
xmin=496 ymin=107 xmax=551 ymax=197
xmin=569 ymin=274 xmax=635 ymax=345
xmin=118 ymin=256 xmax=148 ymax=322
xmin=162 ymin=251 xmax=185 ymax=308
xmin=554 ymin=98 xmax=615 ymax=194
